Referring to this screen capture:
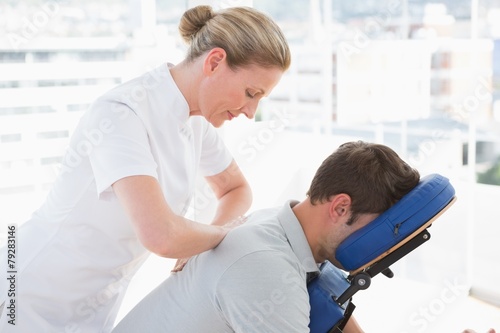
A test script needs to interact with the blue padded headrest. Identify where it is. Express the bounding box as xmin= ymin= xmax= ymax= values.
xmin=335 ymin=174 xmax=455 ymax=271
